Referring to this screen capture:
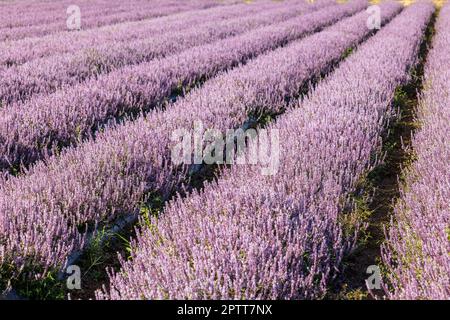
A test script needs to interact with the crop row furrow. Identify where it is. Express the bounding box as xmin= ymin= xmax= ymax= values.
xmin=0 ymin=1 xmax=367 ymax=171
xmin=96 ymin=2 xmax=433 ymax=300
xmin=0 ymin=0 xmax=400 ymax=288
xmin=0 ymin=1 xmax=329 ymax=105
xmin=0 ymin=0 xmax=225 ymax=42
xmin=381 ymin=3 xmax=450 ymax=300
xmin=0 ymin=0 xmax=186 ymax=29
xmin=0 ymin=0 xmax=289 ymax=68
